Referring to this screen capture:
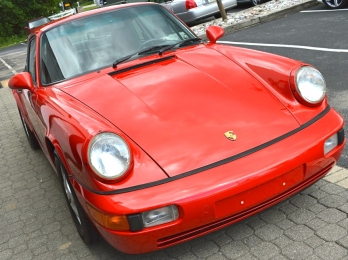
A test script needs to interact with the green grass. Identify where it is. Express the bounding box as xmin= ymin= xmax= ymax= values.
xmin=0 ymin=35 xmax=26 ymax=49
